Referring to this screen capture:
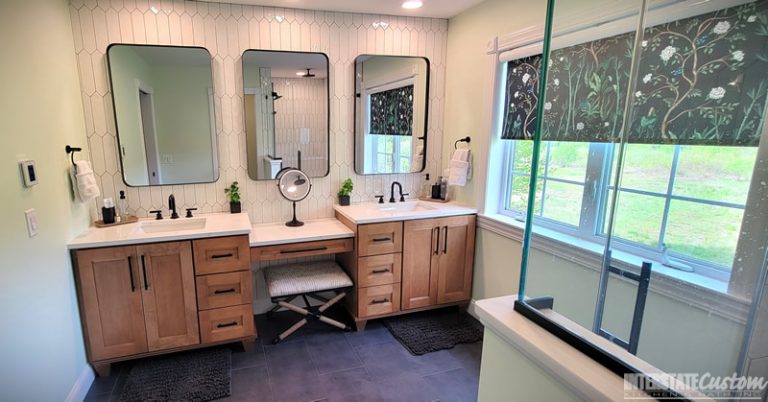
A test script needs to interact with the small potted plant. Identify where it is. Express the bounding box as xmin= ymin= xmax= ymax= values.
xmin=338 ymin=178 xmax=353 ymax=206
xmin=225 ymin=181 xmax=241 ymax=213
